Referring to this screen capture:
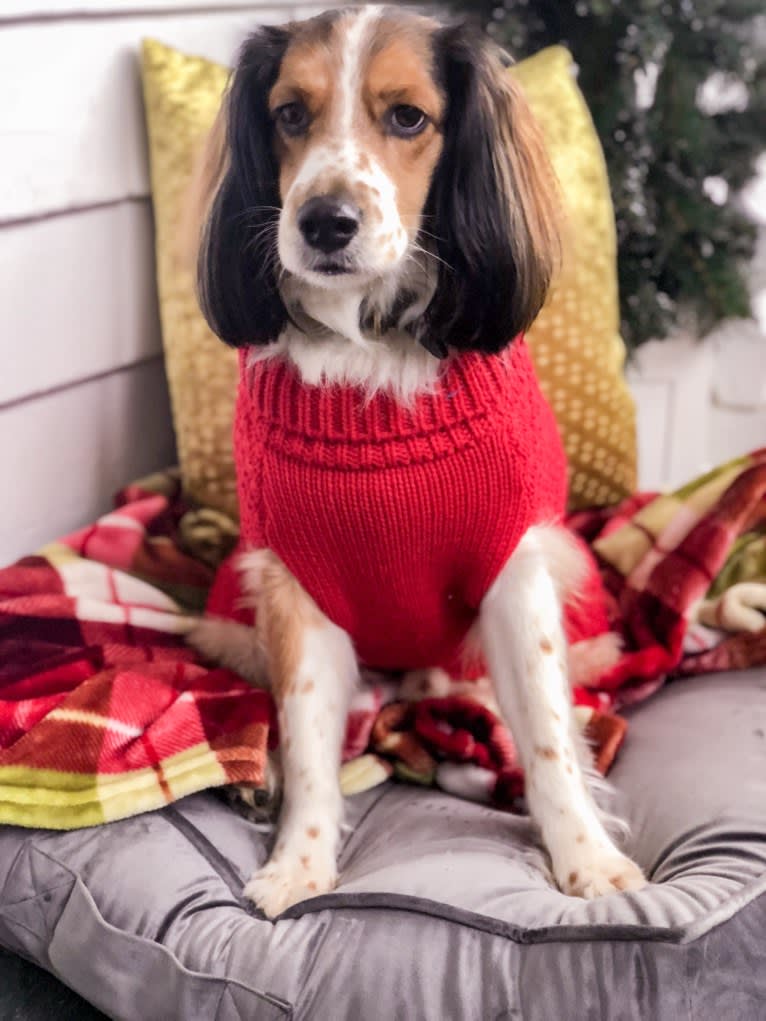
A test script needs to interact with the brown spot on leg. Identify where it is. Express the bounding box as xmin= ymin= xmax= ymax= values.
xmin=307 ymin=826 xmax=320 ymax=839
xmin=540 ymin=637 xmax=554 ymax=654
xmin=534 ymin=745 xmax=558 ymax=760
xmin=300 ymin=856 xmax=311 ymax=870
xmin=307 ymin=881 xmax=317 ymax=892
xmin=301 ymin=681 xmax=315 ymax=694
xmin=610 ymin=874 xmax=629 ymax=891
xmin=568 ymin=871 xmax=578 ymax=886
xmin=576 ymin=834 xmax=585 ymax=844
